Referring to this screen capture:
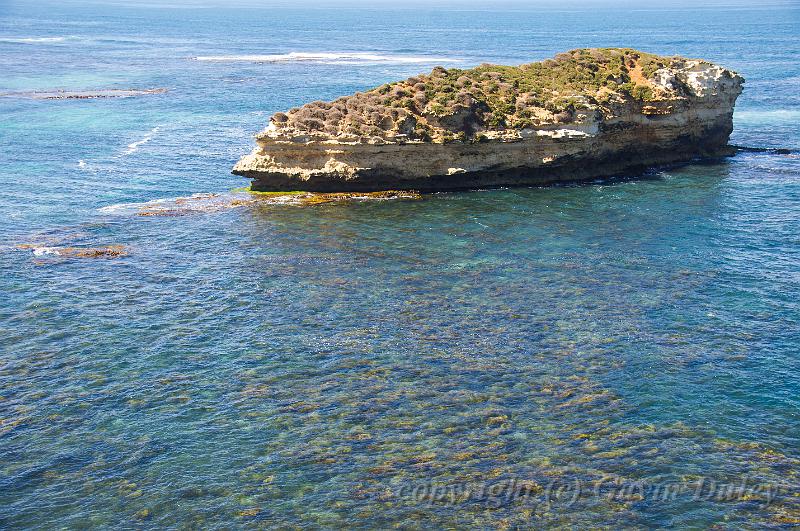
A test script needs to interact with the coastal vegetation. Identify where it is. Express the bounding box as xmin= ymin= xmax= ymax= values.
xmin=275 ymin=48 xmax=681 ymax=142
